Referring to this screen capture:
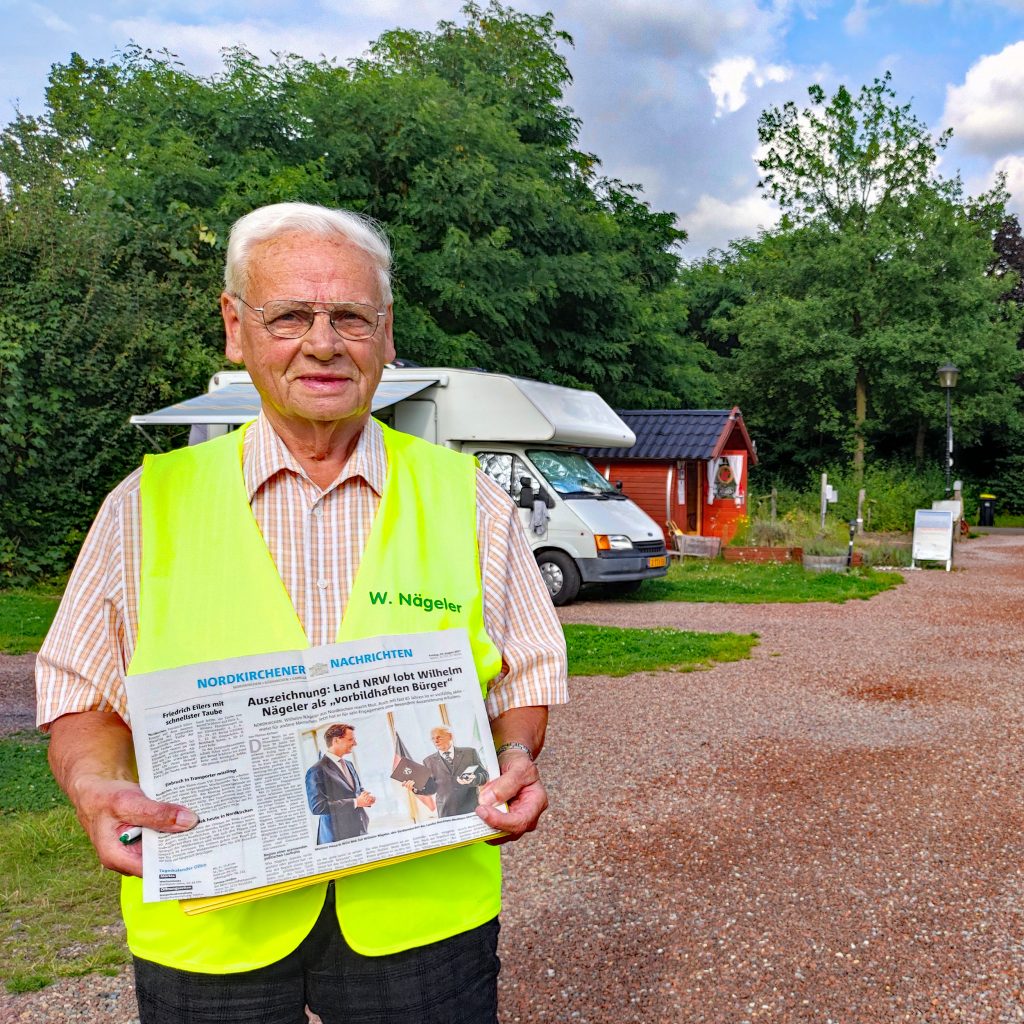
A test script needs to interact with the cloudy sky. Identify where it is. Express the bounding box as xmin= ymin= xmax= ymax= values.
xmin=3 ymin=0 xmax=1024 ymax=257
